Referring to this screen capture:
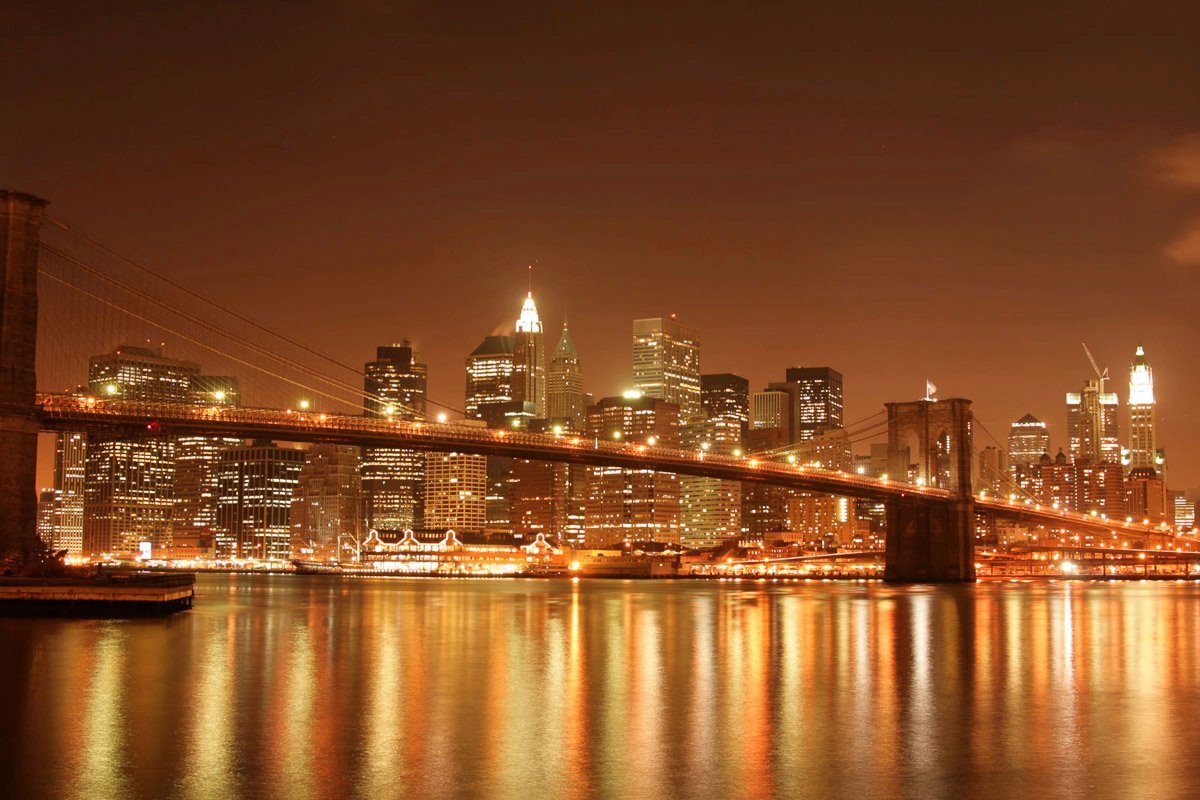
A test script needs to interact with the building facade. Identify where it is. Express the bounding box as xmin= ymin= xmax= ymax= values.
xmin=292 ymin=444 xmax=362 ymax=555
xmin=214 ymin=441 xmax=304 ymax=560
xmin=632 ymin=316 xmax=701 ymax=422
xmin=513 ymin=292 xmax=547 ymax=418
xmin=547 ymin=321 xmax=586 ymax=431
xmin=1127 ymin=344 xmax=1159 ymax=472
xmin=363 ymin=342 xmax=427 ymax=531
xmin=423 ymin=449 xmax=488 ymax=534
